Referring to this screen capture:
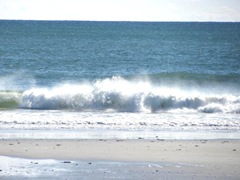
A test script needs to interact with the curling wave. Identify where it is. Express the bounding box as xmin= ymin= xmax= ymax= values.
xmin=19 ymin=77 xmax=240 ymax=114
xmin=0 ymin=91 xmax=22 ymax=109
